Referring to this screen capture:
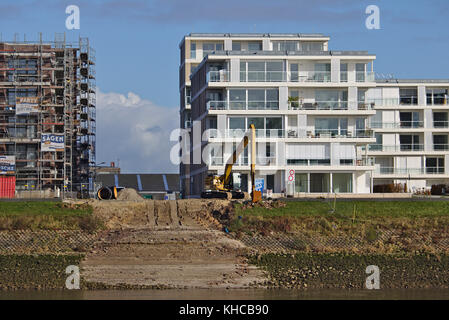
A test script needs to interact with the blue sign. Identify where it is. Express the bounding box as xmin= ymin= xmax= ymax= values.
xmin=255 ymin=178 xmax=264 ymax=194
